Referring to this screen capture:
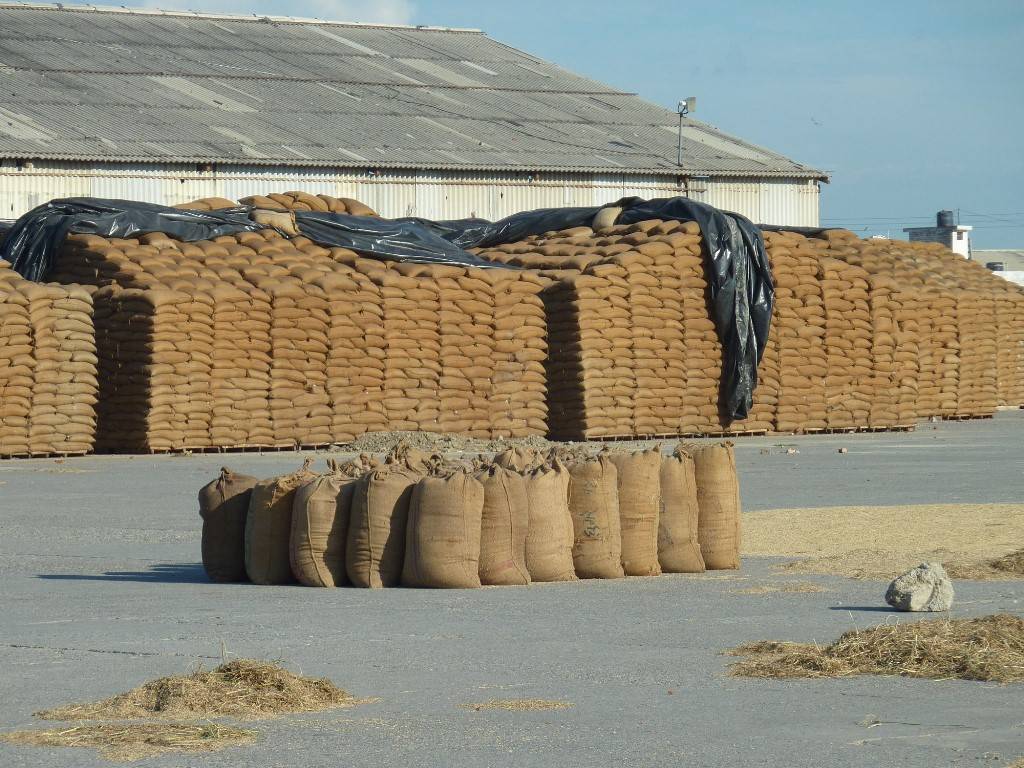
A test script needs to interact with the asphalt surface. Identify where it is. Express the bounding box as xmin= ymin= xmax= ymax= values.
xmin=1 ymin=412 xmax=1022 ymax=767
